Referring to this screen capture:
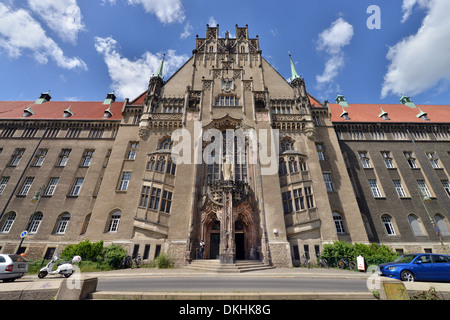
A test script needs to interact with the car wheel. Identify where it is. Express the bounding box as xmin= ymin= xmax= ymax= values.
xmin=401 ymin=270 xmax=415 ymax=282
xmin=3 ymin=278 xmax=16 ymax=283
